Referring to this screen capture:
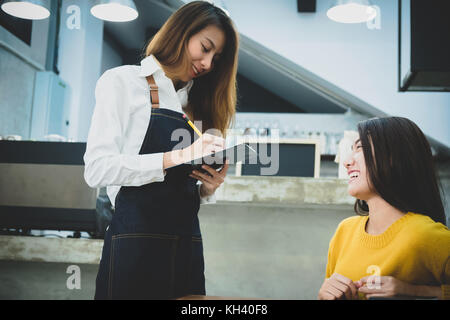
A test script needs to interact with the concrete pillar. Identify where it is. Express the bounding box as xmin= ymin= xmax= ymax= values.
xmin=56 ymin=0 xmax=103 ymax=142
